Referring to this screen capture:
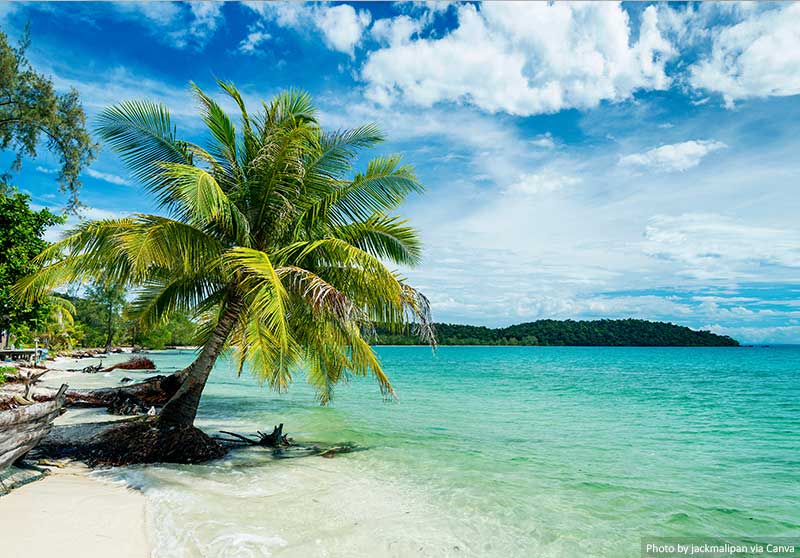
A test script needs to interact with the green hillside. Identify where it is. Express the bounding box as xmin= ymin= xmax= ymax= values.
xmin=376 ymin=319 xmax=739 ymax=347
